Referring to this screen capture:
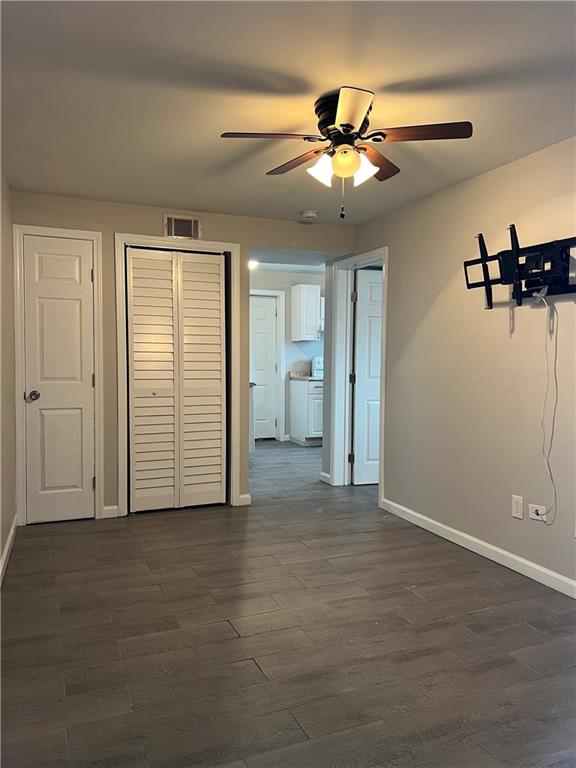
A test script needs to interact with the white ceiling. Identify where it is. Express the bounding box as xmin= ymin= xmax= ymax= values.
xmin=3 ymin=2 xmax=575 ymax=225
